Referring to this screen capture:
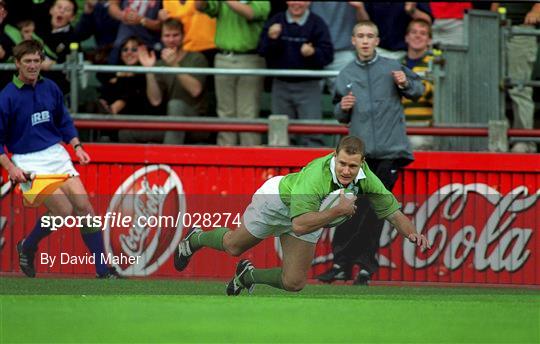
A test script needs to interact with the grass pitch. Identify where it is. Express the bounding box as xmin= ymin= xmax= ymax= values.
xmin=1 ymin=277 xmax=539 ymax=343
